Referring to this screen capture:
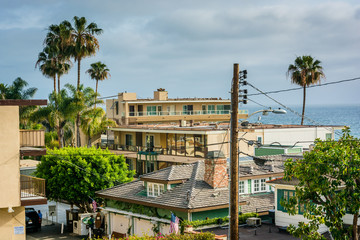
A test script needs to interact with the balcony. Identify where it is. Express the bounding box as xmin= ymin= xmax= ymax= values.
xmin=19 ymin=130 xmax=46 ymax=156
xmin=20 ymin=174 xmax=47 ymax=206
xmin=126 ymin=110 xmax=248 ymax=123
